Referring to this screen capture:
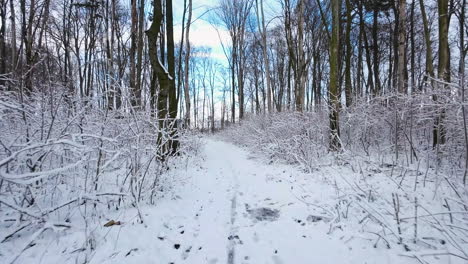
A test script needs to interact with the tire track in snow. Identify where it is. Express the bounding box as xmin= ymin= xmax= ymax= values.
xmin=227 ymin=193 xmax=237 ymax=264
xmin=226 ymin=161 xmax=239 ymax=264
